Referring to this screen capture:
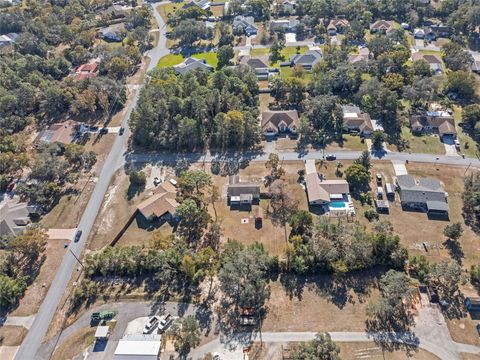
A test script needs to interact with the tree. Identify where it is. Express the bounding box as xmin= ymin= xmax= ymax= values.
xmin=364 ymin=207 xmax=379 ymax=221
xmin=442 ymin=42 xmax=474 ymax=71
xmin=217 ymin=45 xmax=234 ymax=69
xmin=11 ymin=228 xmax=48 ymax=265
xmin=302 ymin=95 xmax=343 ymax=141
xmin=463 ymin=172 xmax=480 ymax=229
xmin=354 ymin=150 xmax=371 ymax=170
xmin=426 ymin=261 xmax=465 ymax=301
xmin=444 ymin=71 xmax=476 ymax=101
xmin=178 ymin=169 xmax=212 ymax=197
xmin=269 ymin=179 xmax=299 ymax=243
xmin=345 ymin=164 xmax=370 ymax=193
xmin=175 ymin=199 xmax=210 ymax=242
xmin=0 ymin=274 xmax=26 ymax=309
xmin=129 ymin=170 xmax=146 ymax=187
xmin=290 ymin=333 xmax=341 ymax=360
xmin=270 ymin=36 xmax=285 ymax=63
xmin=168 ymin=316 xmax=201 ymax=356
xmin=219 ymin=242 xmax=272 ymax=312
xmin=371 ymin=131 xmax=385 ymax=151
xmin=289 ymin=210 xmax=313 ymax=238
xmin=443 ymin=223 xmax=463 ymax=241
xmin=265 ymin=153 xmax=285 ymax=182
xmin=171 ymin=19 xmax=212 ymax=47
xmin=462 ymin=104 xmax=480 ymax=130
